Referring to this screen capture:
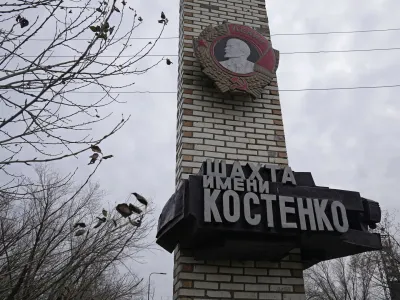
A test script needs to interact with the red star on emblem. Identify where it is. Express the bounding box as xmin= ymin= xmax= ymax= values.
xmin=230 ymin=77 xmax=248 ymax=91
xmin=198 ymin=39 xmax=207 ymax=47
